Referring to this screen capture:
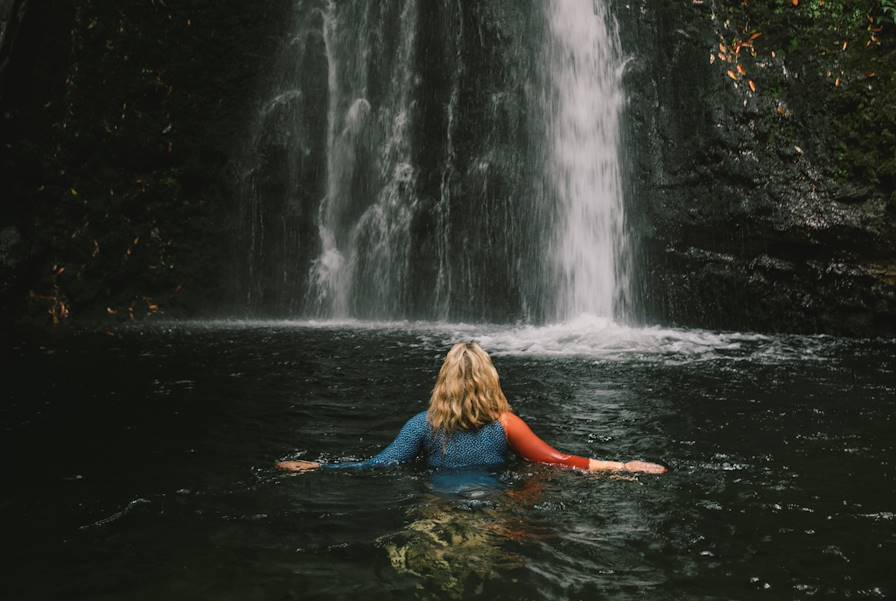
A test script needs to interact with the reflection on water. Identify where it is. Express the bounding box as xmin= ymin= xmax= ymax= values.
xmin=3 ymin=321 xmax=895 ymax=600
xmin=380 ymin=496 xmax=524 ymax=596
